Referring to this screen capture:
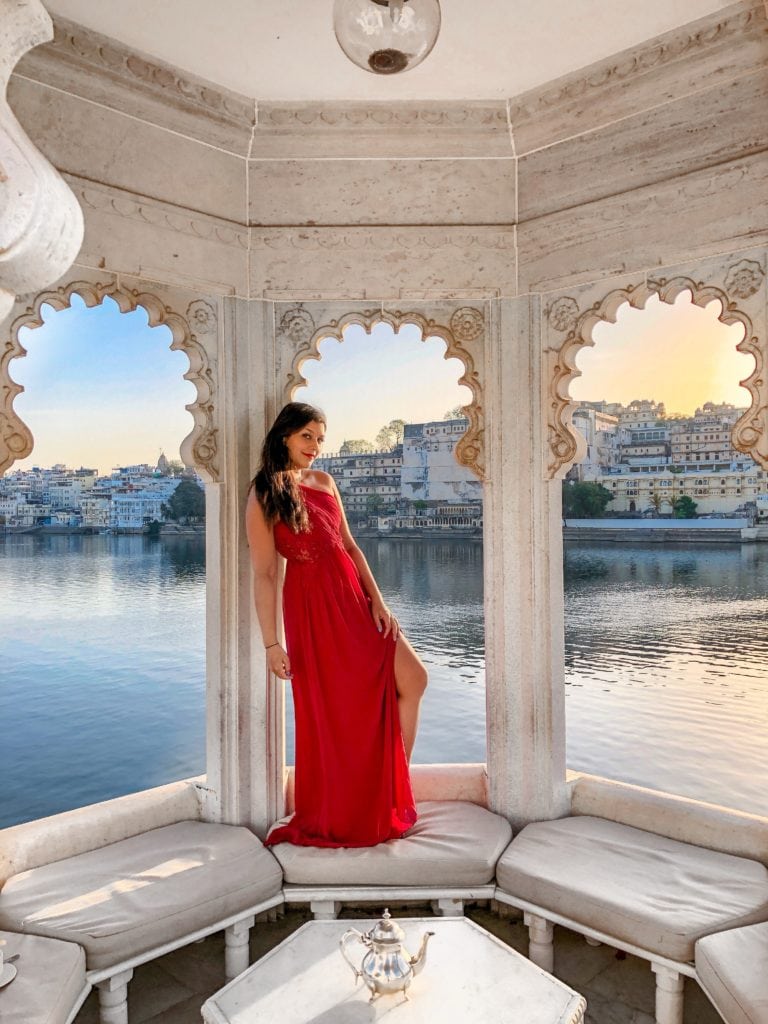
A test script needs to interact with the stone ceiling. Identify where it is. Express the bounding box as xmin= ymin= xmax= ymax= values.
xmin=42 ymin=0 xmax=735 ymax=102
